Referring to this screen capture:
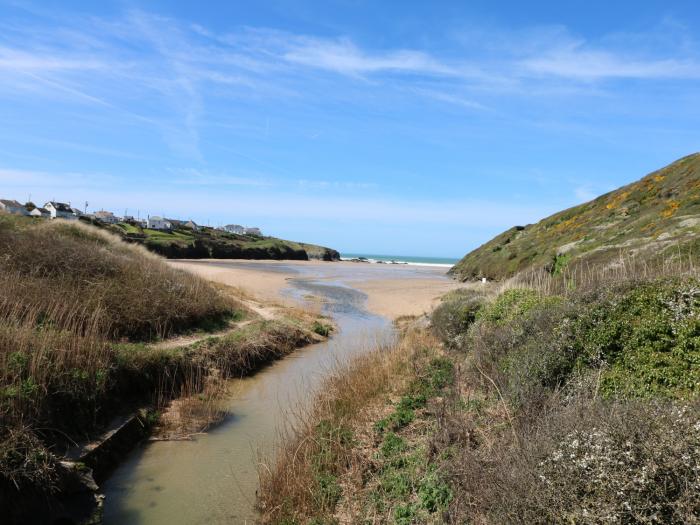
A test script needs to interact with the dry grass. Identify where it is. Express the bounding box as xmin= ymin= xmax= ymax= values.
xmin=0 ymin=216 xmax=236 ymax=435
xmin=500 ymin=248 xmax=699 ymax=297
xmin=257 ymin=328 xmax=431 ymax=523
xmin=0 ymin=214 xmax=329 ymax=516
